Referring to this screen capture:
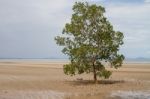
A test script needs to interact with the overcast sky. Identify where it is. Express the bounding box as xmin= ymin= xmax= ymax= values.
xmin=0 ymin=0 xmax=150 ymax=59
